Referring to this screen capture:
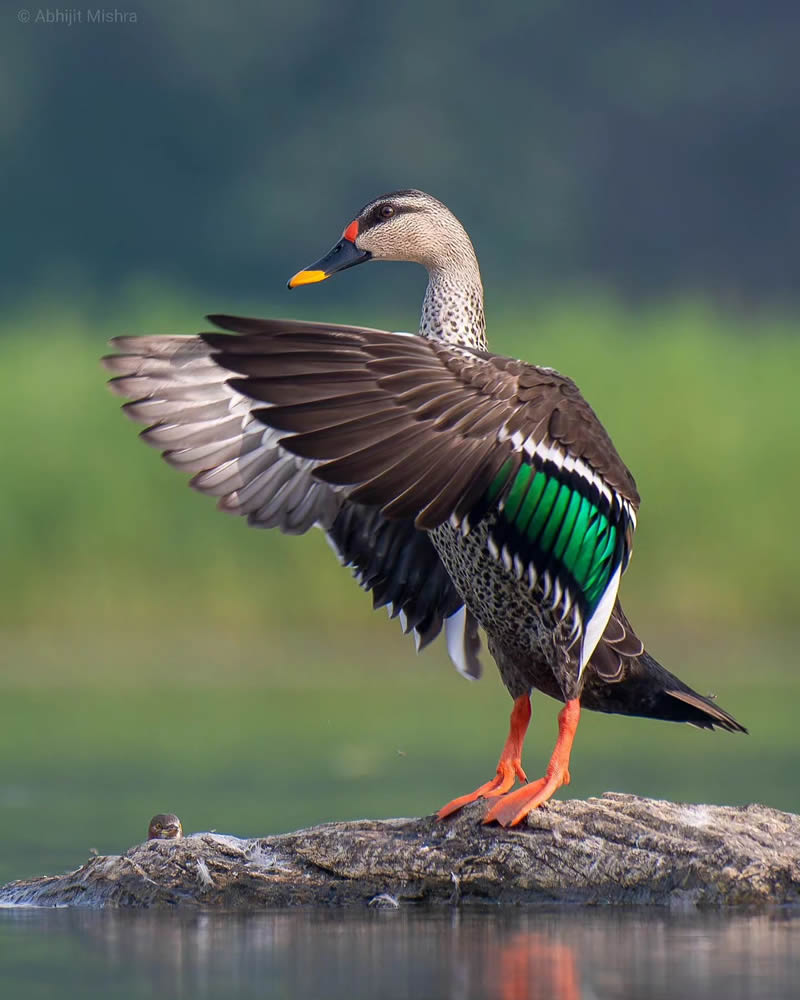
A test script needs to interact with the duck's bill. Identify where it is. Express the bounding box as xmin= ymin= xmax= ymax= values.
xmin=287 ymin=239 xmax=371 ymax=288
